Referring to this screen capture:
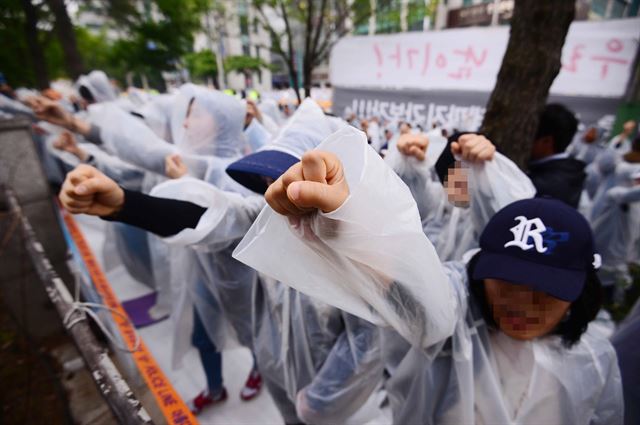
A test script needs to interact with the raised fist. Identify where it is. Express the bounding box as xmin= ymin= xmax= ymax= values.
xmin=59 ymin=164 xmax=124 ymax=216
xmin=265 ymin=151 xmax=350 ymax=216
